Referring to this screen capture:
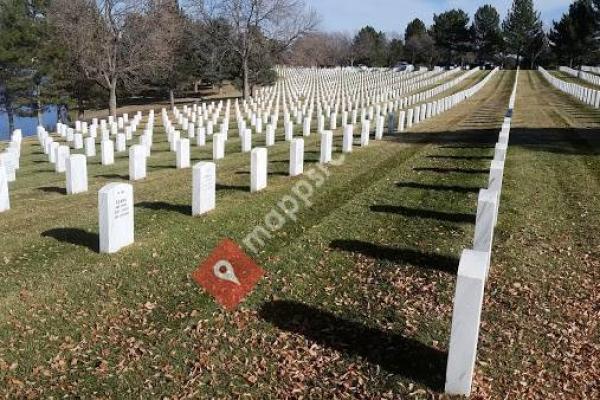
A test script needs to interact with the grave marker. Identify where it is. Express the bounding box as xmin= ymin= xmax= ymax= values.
xmin=99 ymin=183 xmax=134 ymax=254
xmin=251 ymin=147 xmax=267 ymax=192
xmin=66 ymin=154 xmax=88 ymax=194
xmin=192 ymin=162 xmax=216 ymax=216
